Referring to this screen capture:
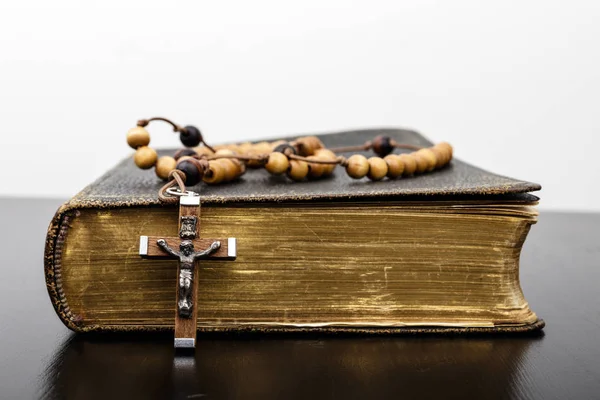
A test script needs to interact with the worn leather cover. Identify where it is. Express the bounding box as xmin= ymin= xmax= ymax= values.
xmin=67 ymin=128 xmax=540 ymax=207
xmin=45 ymin=128 xmax=543 ymax=335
